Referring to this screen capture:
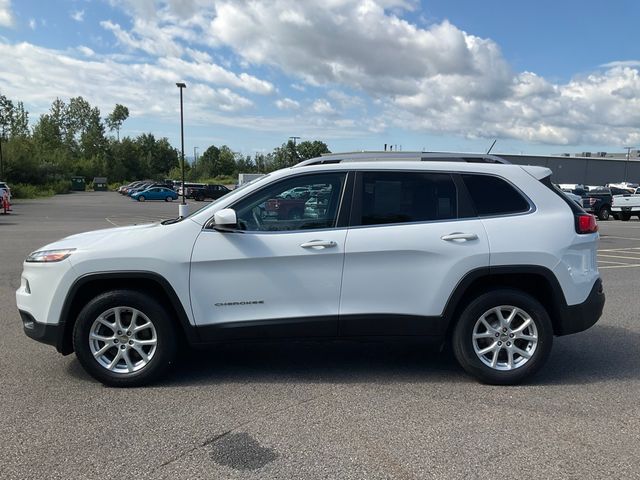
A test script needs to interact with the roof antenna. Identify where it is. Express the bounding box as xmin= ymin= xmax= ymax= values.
xmin=486 ymin=139 xmax=497 ymax=154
